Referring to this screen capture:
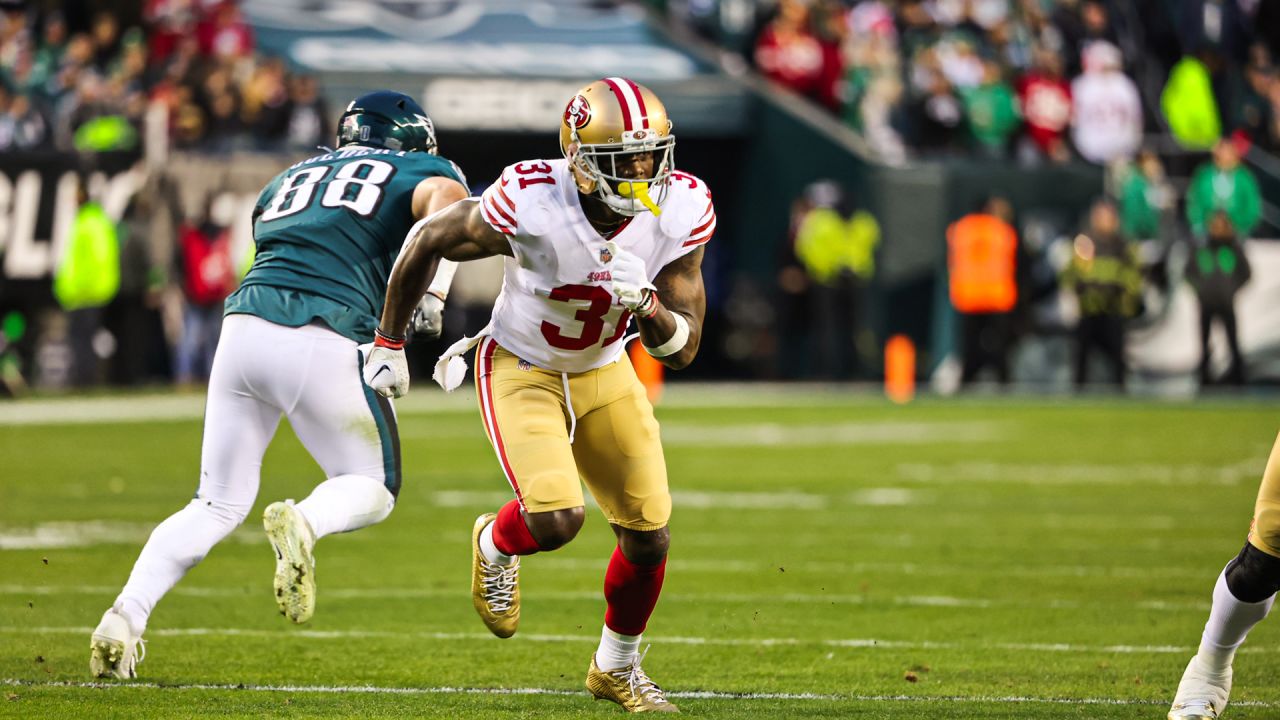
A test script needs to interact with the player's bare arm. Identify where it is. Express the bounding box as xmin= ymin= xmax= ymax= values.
xmin=379 ymin=197 xmax=511 ymax=340
xmin=637 ymin=246 xmax=705 ymax=370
